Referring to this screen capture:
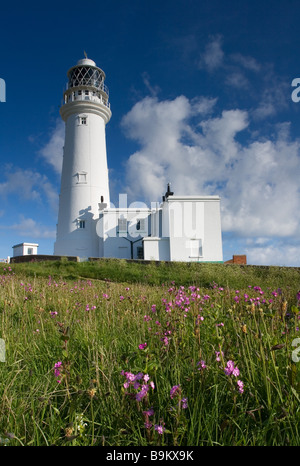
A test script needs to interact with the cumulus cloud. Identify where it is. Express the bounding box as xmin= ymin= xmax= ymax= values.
xmin=8 ymin=215 xmax=56 ymax=239
xmin=121 ymin=95 xmax=300 ymax=253
xmin=245 ymin=241 xmax=300 ymax=267
xmin=0 ymin=166 xmax=59 ymax=213
xmin=39 ymin=118 xmax=64 ymax=174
